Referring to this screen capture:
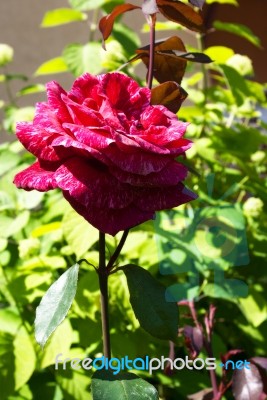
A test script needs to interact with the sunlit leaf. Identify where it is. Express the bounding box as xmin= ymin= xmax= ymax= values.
xmin=40 ymin=320 xmax=73 ymax=369
xmin=69 ymin=0 xmax=107 ymax=10
xmin=214 ymin=21 xmax=262 ymax=48
xmin=35 ymin=263 xmax=79 ymax=347
xmin=218 ymin=64 xmax=250 ymax=106
xmin=41 ymin=8 xmax=87 ymax=27
xmin=14 ymin=326 xmax=36 ymax=390
xmin=56 ymin=368 xmax=92 ymax=399
xmin=63 ymin=42 xmax=103 ymax=76
xmin=16 ymin=84 xmax=46 ymax=97
xmin=238 ymin=289 xmax=267 ymax=327
xmin=35 ymin=57 xmax=68 ymax=76
xmin=206 ymin=0 xmax=238 ymax=4
xmin=204 ymin=46 xmax=234 ymax=64
xmin=62 ymin=208 xmax=98 ymax=258
xmin=91 ymin=370 xmax=159 ymax=400
xmin=113 ymin=22 xmax=141 ymax=56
